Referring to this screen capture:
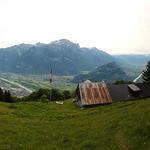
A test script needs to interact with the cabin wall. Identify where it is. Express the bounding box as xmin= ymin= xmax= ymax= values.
xmin=75 ymin=87 xmax=83 ymax=107
xmin=76 ymin=99 xmax=82 ymax=107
